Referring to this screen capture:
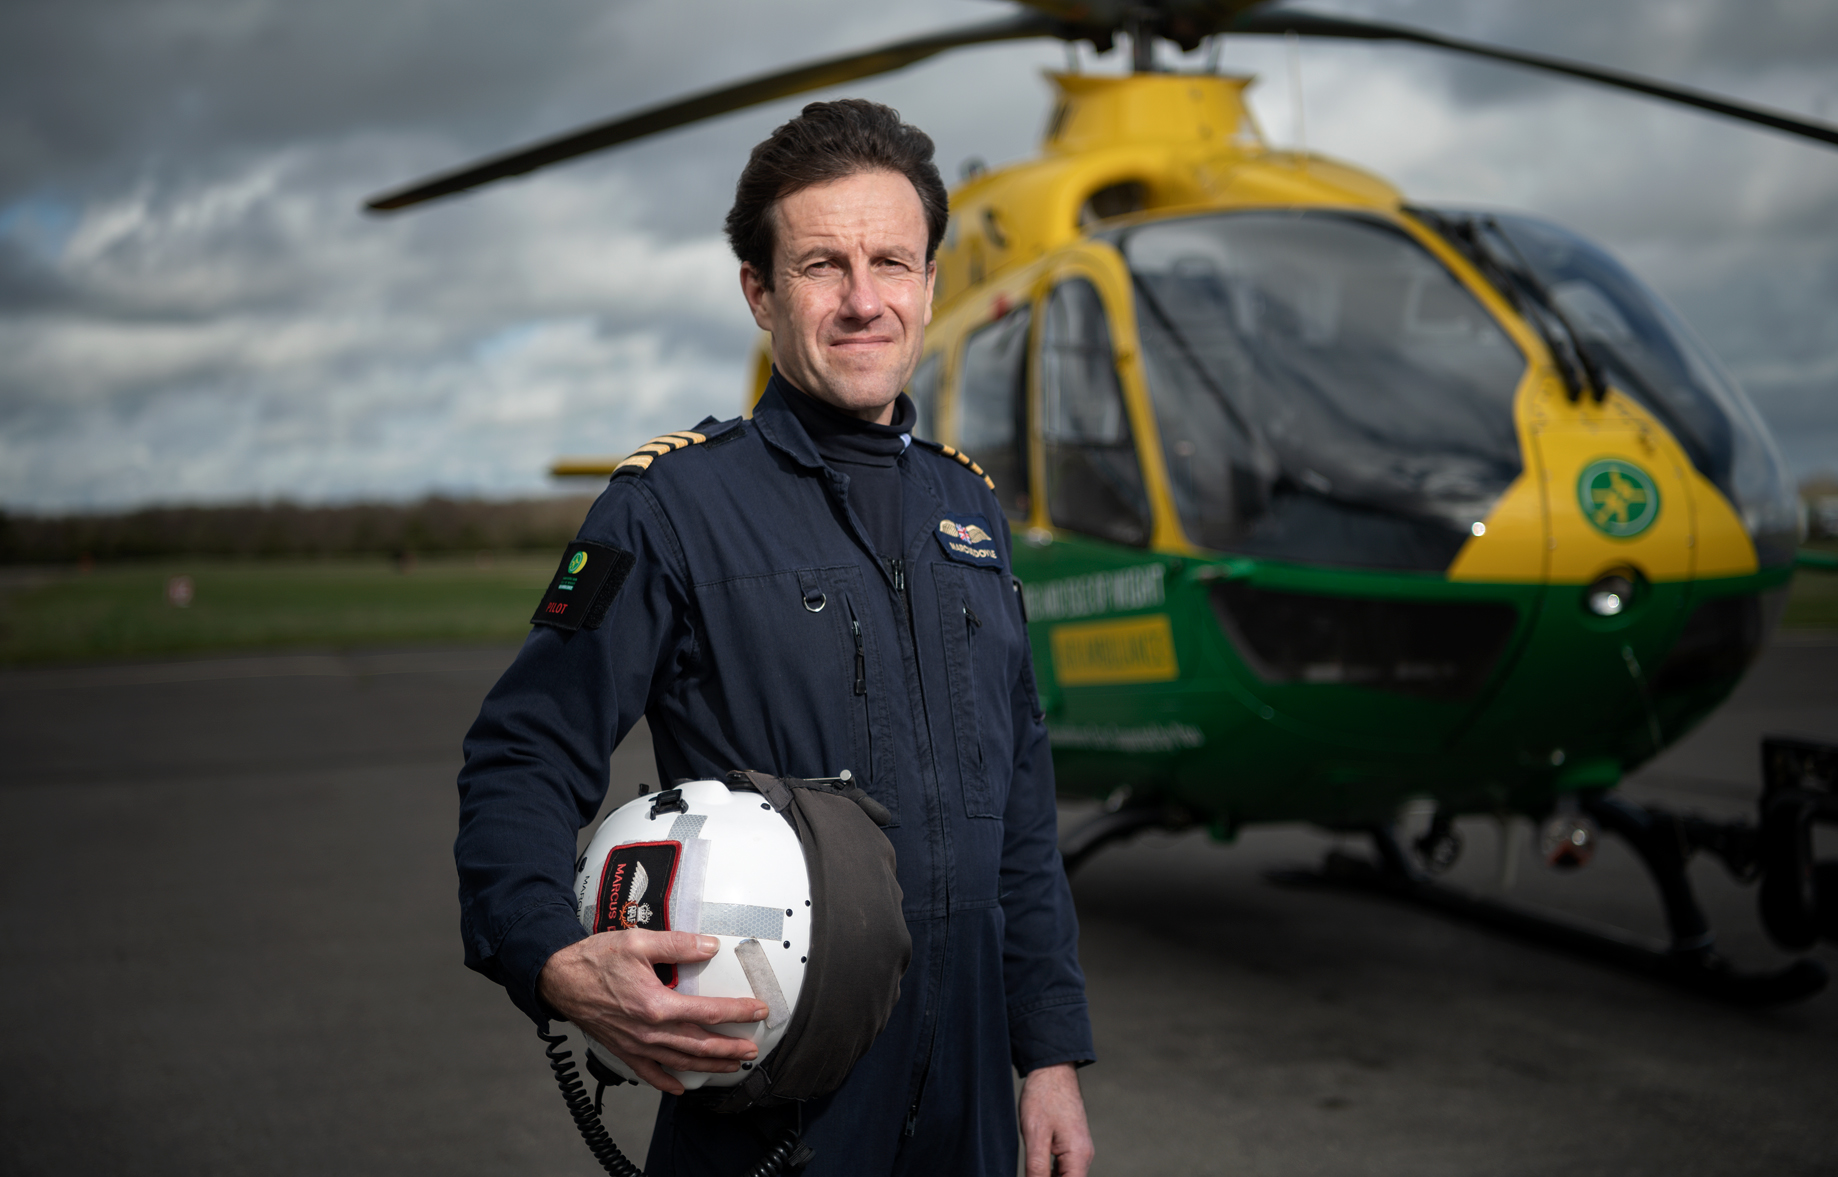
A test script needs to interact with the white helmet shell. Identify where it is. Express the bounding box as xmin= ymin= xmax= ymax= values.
xmin=572 ymin=778 xmax=811 ymax=1090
